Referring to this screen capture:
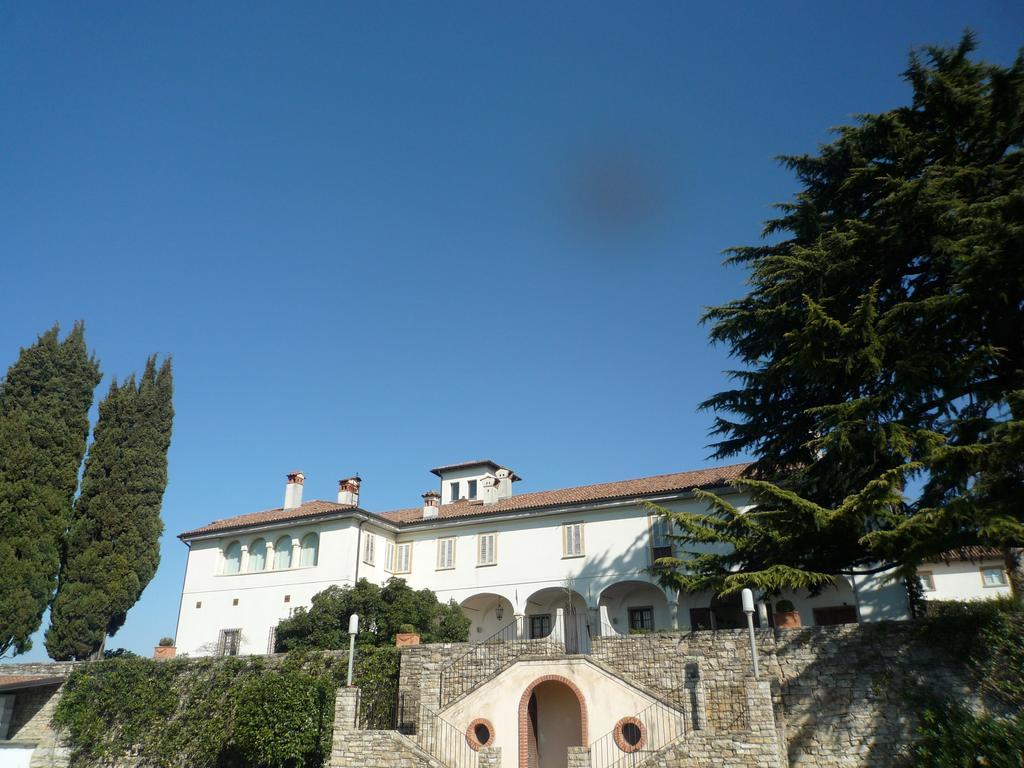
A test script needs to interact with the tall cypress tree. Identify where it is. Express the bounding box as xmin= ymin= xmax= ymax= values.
xmin=0 ymin=324 xmax=101 ymax=657
xmin=46 ymin=357 xmax=174 ymax=660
